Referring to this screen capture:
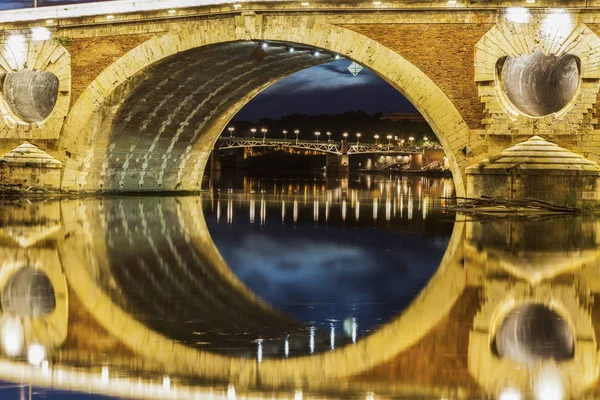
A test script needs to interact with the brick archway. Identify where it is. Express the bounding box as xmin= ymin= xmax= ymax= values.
xmin=59 ymin=14 xmax=471 ymax=195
